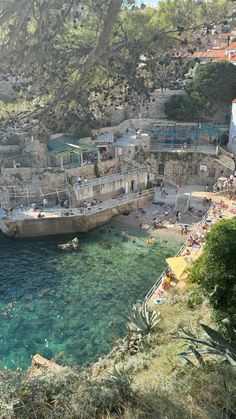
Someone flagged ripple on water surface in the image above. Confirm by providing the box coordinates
[0,225,182,369]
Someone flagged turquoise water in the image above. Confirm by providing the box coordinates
[0,224,181,369]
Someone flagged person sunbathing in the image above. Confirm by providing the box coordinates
[187,236,193,247]
[182,248,190,256]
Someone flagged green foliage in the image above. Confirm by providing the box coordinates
[13,173,23,183]
[127,303,161,334]
[186,287,204,309]
[0,135,20,145]
[187,62,236,106]
[164,90,212,121]
[0,0,233,132]
[165,62,236,121]
[94,162,100,178]
[164,94,196,121]
[189,218,236,325]
[175,320,236,367]
[108,364,133,390]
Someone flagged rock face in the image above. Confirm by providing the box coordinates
[148,152,234,186]
[28,354,64,378]
[0,81,18,102]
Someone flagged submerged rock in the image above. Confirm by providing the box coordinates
[97,291,113,299]
[99,241,112,249]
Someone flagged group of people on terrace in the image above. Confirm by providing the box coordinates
[152,196,230,303]
[213,171,236,195]
[77,175,88,185]
[77,198,102,212]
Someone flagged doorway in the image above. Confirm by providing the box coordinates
[131,180,136,192]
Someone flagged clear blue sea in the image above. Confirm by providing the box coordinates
[0,224,181,369]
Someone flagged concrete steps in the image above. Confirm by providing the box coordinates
[214,154,235,172]
[0,190,10,208]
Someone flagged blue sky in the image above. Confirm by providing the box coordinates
[136,0,159,7]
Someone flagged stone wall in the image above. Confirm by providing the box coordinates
[1,167,65,188]
[23,139,49,167]
[148,152,233,186]
[65,159,121,182]
[103,89,185,125]
[1,160,125,194]
[2,194,153,237]
[0,145,21,154]
[74,171,149,201]
[92,118,200,139]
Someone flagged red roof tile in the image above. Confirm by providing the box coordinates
[226,42,236,50]
[184,49,226,59]
[216,33,236,39]
[212,41,228,48]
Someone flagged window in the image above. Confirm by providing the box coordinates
[209,168,215,177]
[190,164,198,175]
[173,165,183,176]
[158,164,164,175]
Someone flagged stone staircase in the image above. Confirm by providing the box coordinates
[119,157,178,187]
[0,189,10,208]
[214,153,235,172]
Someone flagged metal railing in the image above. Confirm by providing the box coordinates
[143,205,213,306]
[119,156,178,186]
[150,144,217,155]
[37,189,154,218]
[73,167,149,190]
[118,156,144,169]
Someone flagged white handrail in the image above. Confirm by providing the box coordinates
[73,167,149,190]
[143,205,213,305]
[17,189,154,219]
[150,144,217,155]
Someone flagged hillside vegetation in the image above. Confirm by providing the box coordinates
[1,218,236,418]
[0,291,235,418]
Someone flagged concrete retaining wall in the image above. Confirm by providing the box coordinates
[148,152,233,186]
[2,194,152,237]
[0,145,21,154]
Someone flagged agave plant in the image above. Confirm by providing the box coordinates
[174,321,236,367]
[127,303,161,335]
[108,364,133,388]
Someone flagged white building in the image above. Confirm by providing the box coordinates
[228,99,236,154]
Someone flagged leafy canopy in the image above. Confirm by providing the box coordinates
[187,61,236,105]
[189,218,236,325]
[0,0,233,133]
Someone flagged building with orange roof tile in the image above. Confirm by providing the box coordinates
[183,31,236,65]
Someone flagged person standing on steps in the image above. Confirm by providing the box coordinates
[176,211,181,222]
[161,189,167,199]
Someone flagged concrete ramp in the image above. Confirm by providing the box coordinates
[174,193,191,214]
[214,154,235,172]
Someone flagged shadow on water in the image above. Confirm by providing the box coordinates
[0,225,182,369]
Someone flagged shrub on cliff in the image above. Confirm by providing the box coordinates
[189,218,236,327]
[94,162,100,178]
